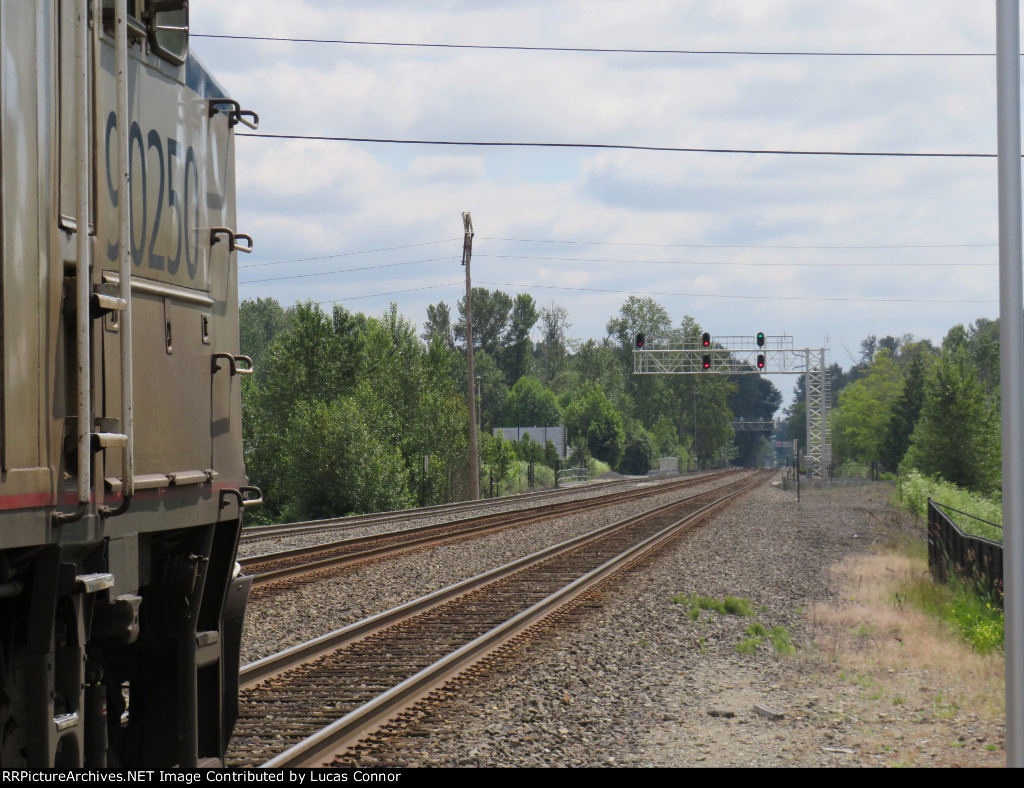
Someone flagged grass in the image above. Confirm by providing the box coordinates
[890,541,1004,654]
[807,540,1005,722]
[671,593,794,655]
[671,593,757,619]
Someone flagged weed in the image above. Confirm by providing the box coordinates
[735,637,762,655]
[985,744,998,752]
[891,564,1004,654]
[746,622,768,638]
[769,626,796,655]
[723,596,756,617]
[671,593,755,619]
[949,593,1004,654]
[636,638,650,649]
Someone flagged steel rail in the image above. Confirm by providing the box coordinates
[240,470,739,587]
[237,471,769,767]
[239,477,643,543]
[239,477,736,686]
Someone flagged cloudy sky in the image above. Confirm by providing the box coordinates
[190,1,1009,397]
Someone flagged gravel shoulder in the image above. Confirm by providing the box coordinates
[334,477,1006,768]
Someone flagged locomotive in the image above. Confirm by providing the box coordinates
[0,1,258,767]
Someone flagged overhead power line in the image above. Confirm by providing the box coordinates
[476,253,994,267]
[239,256,456,284]
[476,280,997,305]
[193,33,997,58]
[480,236,997,250]
[315,281,464,304]
[238,133,999,159]
[239,237,459,268]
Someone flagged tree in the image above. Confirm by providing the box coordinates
[467,349,509,432]
[879,354,928,472]
[859,334,877,365]
[454,287,513,356]
[498,294,539,383]
[484,430,517,494]
[422,301,455,351]
[607,295,675,350]
[619,419,656,475]
[563,381,626,468]
[565,338,629,415]
[729,374,782,467]
[536,301,572,385]
[831,349,904,464]
[280,400,411,520]
[514,432,545,463]
[243,298,474,519]
[239,297,292,376]
[903,346,1001,494]
[505,376,561,426]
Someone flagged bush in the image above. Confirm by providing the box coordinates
[897,471,1002,542]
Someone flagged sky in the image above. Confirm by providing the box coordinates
[190,1,1010,401]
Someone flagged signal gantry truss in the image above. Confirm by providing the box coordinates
[633,335,831,477]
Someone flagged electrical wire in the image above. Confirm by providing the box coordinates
[239,256,457,284]
[479,237,997,250]
[475,253,994,267]
[239,238,460,268]
[192,33,995,58]
[313,281,464,304]
[476,280,997,304]
[237,133,998,158]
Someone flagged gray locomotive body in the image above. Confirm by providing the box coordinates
[1,1,256,767]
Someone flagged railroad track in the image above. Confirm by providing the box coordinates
[240,477,643,544]
[239,470,740,598]
[227,469,770,767]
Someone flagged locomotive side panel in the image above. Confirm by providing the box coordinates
[1,0,62,511]
[1,1,254,768]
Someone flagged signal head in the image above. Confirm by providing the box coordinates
[702,355,711,369]
[702,332,711,347]
[635,332,645,349]
[756,332,765,347]
[757,354,765,370]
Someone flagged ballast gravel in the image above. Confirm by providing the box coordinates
[239,474,728,663]
[240,474,1006,768]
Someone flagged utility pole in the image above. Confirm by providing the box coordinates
[995,0,1022,766]
[462,212,480,500]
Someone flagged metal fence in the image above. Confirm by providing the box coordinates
[927,498,1004,607]
[557,464,589,486]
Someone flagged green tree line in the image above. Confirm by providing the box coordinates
[790,321,1002,496]
[240,292,784,521]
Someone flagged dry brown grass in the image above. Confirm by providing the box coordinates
[807,543,1005,722]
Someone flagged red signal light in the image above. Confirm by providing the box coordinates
[702,355,711,369]
[635,332,645,349]
[702,332,710,347]
[757,354,765,370]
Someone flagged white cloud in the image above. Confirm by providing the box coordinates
[190,0,1006,367]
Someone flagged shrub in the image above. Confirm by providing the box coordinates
[897,471,1002,542]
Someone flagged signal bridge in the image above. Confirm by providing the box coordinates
[633,334,831,477]
[732,419,775,432]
